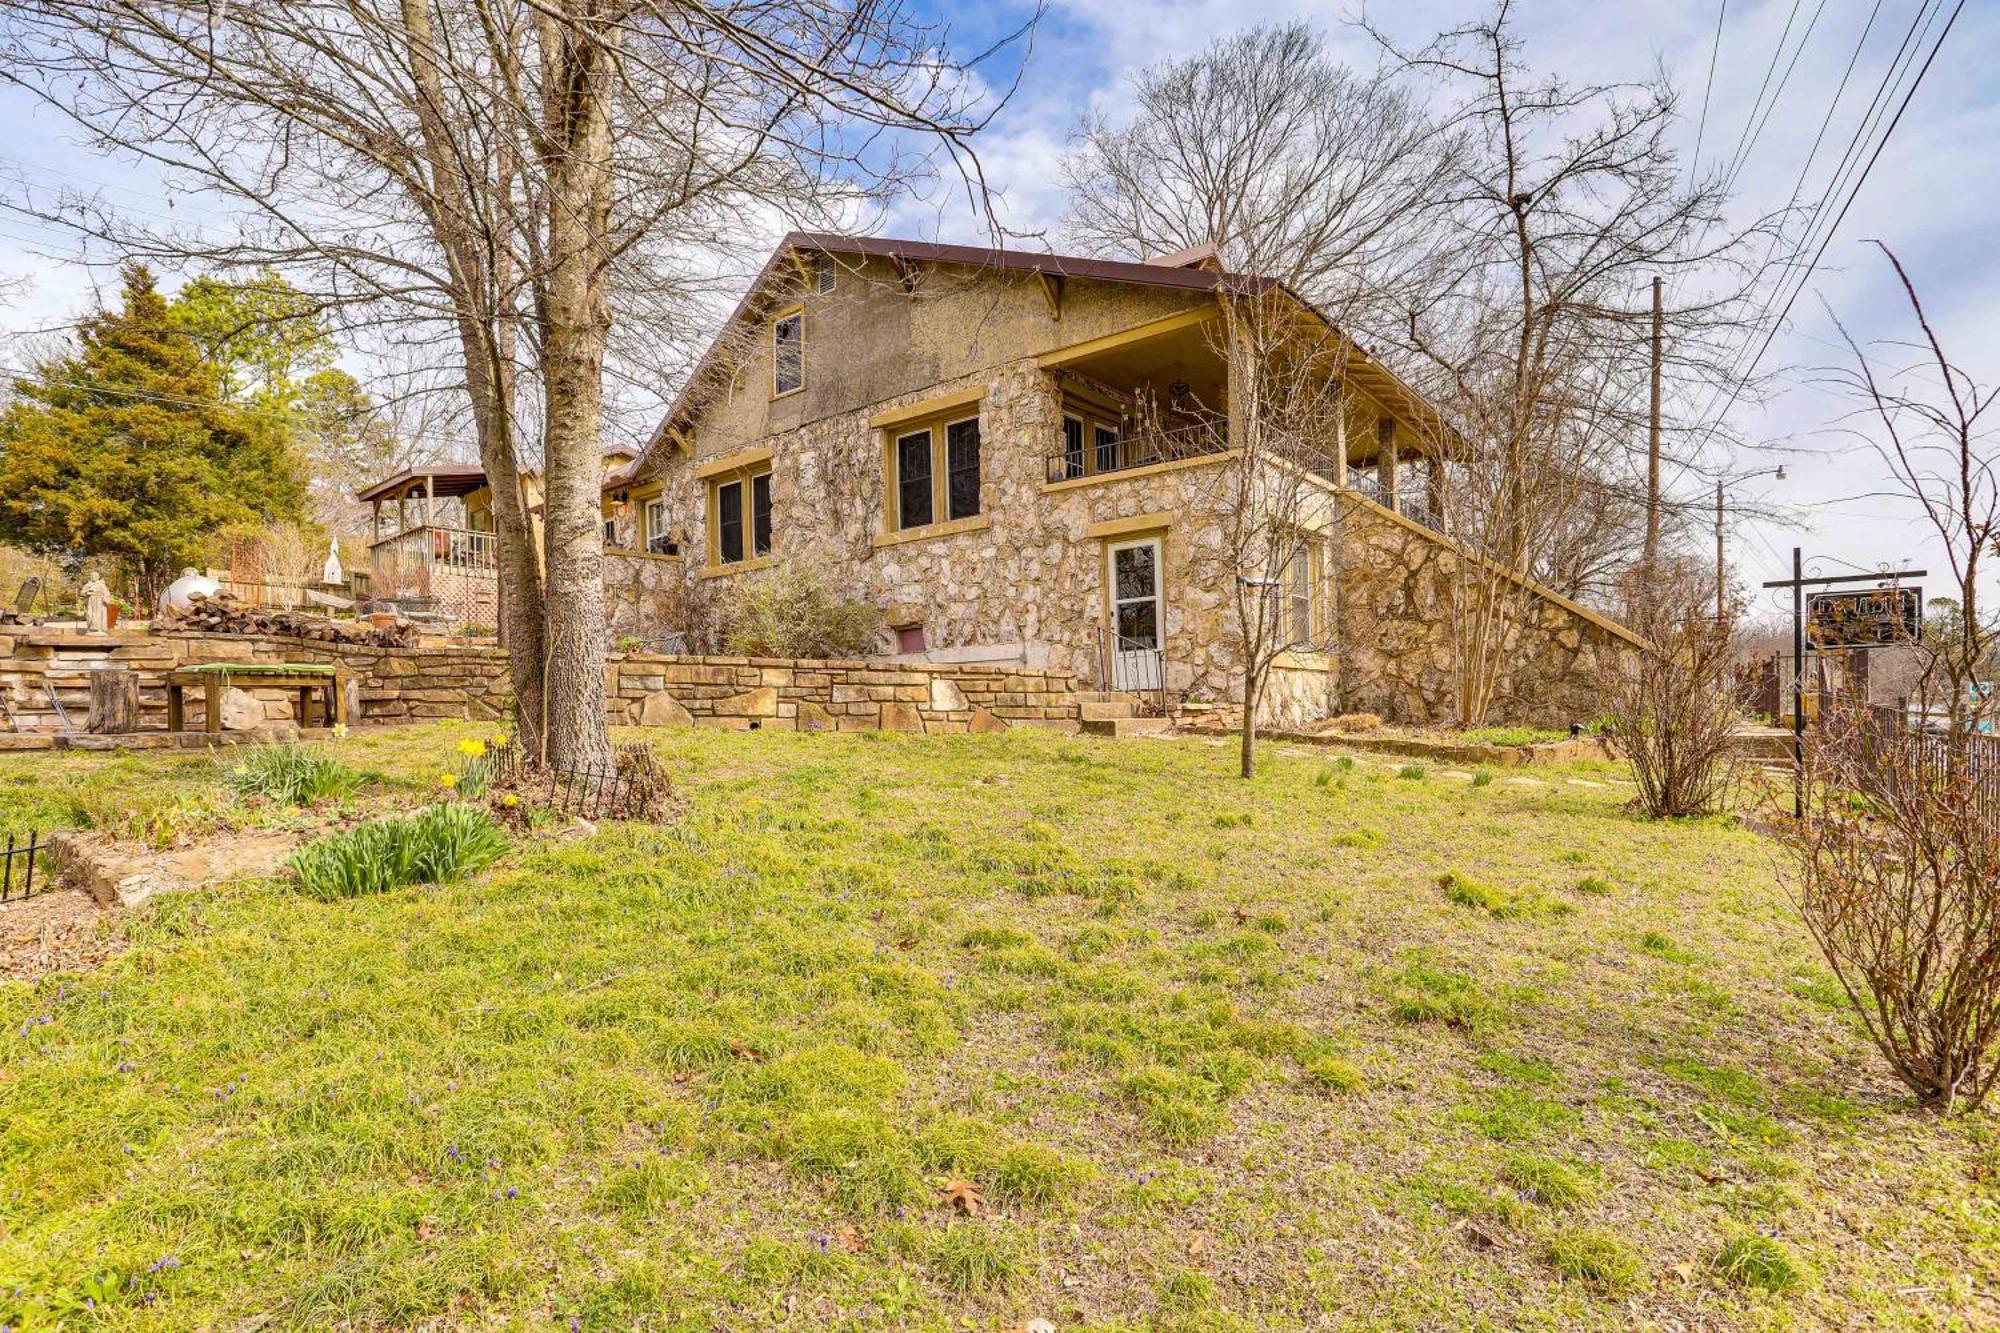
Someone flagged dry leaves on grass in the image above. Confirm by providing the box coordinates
[939,1180,984,1215]
[0,890,120,981]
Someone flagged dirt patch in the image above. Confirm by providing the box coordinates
[0,889,121,982]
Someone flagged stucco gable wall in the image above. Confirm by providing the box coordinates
[682,255,1217,463]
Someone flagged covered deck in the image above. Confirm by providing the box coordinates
[357,465,498,630]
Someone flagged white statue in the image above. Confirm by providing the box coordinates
[81,573,112,634]
[322,537,344,586]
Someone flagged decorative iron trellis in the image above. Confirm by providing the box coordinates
[491,744,666,821]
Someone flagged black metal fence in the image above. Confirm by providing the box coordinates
[1827,703,2000,829]
[491,744,667,821]
[1,830,49,902]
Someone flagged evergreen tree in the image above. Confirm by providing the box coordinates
[0,265,305,597]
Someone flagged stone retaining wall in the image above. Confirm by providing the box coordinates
[606,654,1079,733]
[0,630,1080,736]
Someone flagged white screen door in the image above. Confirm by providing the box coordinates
[1106,536,1164,692]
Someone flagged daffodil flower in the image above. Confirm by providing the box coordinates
[439,772,459,789]
[457,738,487,759]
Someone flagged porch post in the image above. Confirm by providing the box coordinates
[1376,417,1399,511]
[1332,384,1348,488]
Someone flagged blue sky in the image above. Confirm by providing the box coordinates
[1,0,1993,617]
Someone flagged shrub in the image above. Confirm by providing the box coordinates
[288,804,509,900]
[1600,563,1741,817]
[1714,1233,1804,1293]
[220,743,361,806]
[716,562,881,659]
[1778,695,2000,1111]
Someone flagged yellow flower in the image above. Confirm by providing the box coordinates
[492,733,510,747]
[457,739,487,759]
[499,792,520,808]
[332,723,349,740]
[232,764,249,776]
[439,772,459,789]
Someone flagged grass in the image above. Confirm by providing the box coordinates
[0,723,1992,1329]
[219,742,364,807]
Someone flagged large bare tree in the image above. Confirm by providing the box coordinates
[0,0,1012,766]
[1373,0,1773,722]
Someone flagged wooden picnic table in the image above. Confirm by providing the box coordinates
[166,663,349,734]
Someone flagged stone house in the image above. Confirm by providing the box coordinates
[599,233,1641,726]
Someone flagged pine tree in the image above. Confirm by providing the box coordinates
[0,265,305,599]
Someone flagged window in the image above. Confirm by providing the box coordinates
[772,310,803,396]
[895,429,934,530]
[1094,424,1120,475]
[812,252,837,294]
[946,418,981,521]
[889,413,983,532]
[751,471,772,557]
[704,459,773,568]
[602,517,617,546]
[1061,416,1086,480]
[643,498,675,555]
[1286,543,1318,646]
[717,480,744,563]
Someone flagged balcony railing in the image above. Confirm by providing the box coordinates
[1046,421,1228,485]
[1349,474,1446,536]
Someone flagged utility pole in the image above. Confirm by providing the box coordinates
[1715,480,1725,621]
[1645,275,1663,569]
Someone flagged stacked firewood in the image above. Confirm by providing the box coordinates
[163,593,416,647]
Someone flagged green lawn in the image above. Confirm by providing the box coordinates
[2,725,1995,1329]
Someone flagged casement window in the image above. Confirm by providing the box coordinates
[643,497,675,555]
[889,412,982,532]
[709,465,773,566]
[1285,541,1320,646]
[772,309,804,396]
[1054,399,1125,481]
[1094,424,1120,474]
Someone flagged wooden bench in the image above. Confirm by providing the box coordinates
[166,663,349,734]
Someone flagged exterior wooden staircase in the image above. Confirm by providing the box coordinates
[1075,690,1173,738]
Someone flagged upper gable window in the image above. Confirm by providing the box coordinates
[772,309,803,397]
[812,253,837,294]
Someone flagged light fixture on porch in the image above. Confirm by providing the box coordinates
[1167,377,1191,412]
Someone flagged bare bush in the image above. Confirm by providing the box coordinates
[1776,697,2000,1112]
[717,564,880,661]
[1601,563,1740,818]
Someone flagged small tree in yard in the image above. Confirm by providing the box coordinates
[1601,559,1740,818]
[1775,243,2000,1113]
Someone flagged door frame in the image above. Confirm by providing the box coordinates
[1103,534,1165,692]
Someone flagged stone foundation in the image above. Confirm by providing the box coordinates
[606,654,1078,733]
[0,630,1081,736]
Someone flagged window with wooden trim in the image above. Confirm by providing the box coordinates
[887,410,982,532]
[772,309,803,396]
[1284,540,1323,646]
[708,463,773,565]
[643,497,675,555]
[1061,415,1086,480]
[812,252,837,294]
[1055,397,1128,480]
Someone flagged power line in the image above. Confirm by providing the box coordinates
[1690,0,1730,180]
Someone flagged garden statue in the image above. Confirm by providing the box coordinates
[81,572,112,633]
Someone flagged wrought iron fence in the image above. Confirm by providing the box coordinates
[1349,474,1446,536]
[1094,624,1169,718]
[491,744,667,820]
[1815,701,2000,830]
[1,830,49,902]
[1045,422,1227,485]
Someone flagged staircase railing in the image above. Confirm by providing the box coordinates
[1095,624,1169,718]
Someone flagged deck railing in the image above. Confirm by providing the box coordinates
[1046,422,1228,485]
[1349,473,1446,536]
[367,526,499,630]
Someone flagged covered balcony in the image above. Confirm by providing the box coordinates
[357,465,500,631]
[1038,312,1232,486]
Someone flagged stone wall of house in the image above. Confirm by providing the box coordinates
[603,552,692,647]
[1333,498,1641,726]
[605,654,1078,732]
[637,358,1257,699]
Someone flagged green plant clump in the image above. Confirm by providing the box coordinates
[220,743,362,806]
[1715,1233,1805,1293]
[288,803,508,900]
